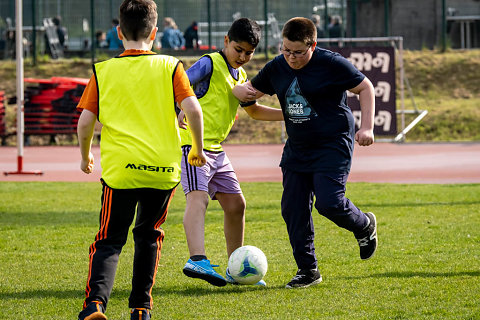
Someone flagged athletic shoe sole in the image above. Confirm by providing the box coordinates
[83,312,107,320]
[183,268,227,287]
[285,275,323,289]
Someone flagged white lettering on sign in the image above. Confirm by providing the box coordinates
[375,81,391,103]
[348,52,390,73]
[347,81,390,103]
[353,110,392,132]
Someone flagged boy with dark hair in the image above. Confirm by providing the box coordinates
[233,17,377,289]
[178,17,283,287]
[76,0,206,319]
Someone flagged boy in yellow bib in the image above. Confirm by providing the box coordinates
[178,18,283,287]
[76,1,205,319]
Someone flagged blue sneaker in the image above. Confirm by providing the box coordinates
[226,268,266,286]
[183,258,227,287]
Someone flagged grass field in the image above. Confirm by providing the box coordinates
[0,181,479,319]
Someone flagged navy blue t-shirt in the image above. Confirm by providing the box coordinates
[251,47,365,173]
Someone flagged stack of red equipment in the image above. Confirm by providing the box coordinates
[15,77,88,136]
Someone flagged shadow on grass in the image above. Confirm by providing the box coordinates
[341,271,480,279]
[358,201,480,208]
[153,284,283,297]
[0,289,80,300]
[0,285,282,301]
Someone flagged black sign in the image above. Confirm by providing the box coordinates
[329,46,397,135]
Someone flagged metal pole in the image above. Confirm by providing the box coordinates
[207,0,212,50]
[442,0,447,51]
[90,0,95,63]
[4,0,42,175]
[324,0,328,36]
[15,0,24,170]
[399,37,405,133]
[384,0,390,36]
[264,0,268,59]
[351,0,357,37]
[110,0,114,21]
[32,0,36,66]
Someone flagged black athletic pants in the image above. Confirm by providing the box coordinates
[83,180,176,310]
[281,168,368,270]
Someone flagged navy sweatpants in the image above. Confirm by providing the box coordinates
[281,168,368,270]
[83,180,175,310]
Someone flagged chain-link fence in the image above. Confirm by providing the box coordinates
[0,0,347,58]
[1,0,478,59]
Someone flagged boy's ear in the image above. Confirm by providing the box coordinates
[223,35,229,47]
[149,27,158,41]
[116,26,124,40]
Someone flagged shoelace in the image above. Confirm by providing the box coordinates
[357,237,369,246]
[291,273,305,281]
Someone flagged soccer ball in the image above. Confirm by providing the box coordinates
[227,245,268,285]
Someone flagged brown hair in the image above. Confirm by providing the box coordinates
[119,0,157,41]
[282,17,317,46]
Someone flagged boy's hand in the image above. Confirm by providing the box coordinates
[233,82,258,102]
[355,128,374,146]
[80,152,95,173]
[177,110,188,129]
[188,146,207,167]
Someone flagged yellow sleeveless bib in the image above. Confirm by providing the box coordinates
[94,54,181,189]
[180,52,248,151]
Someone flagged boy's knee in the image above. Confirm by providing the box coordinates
[314,197,343,216]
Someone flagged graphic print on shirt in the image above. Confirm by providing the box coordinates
[285,77,317,124]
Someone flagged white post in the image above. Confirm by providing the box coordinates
[15,0,24,171]
[398,37,405,134]
[6,0,41,175]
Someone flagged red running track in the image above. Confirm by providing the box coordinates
[1,143,479,184]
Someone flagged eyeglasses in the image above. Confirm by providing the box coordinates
[280,44,311,58]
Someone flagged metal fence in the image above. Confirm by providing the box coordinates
[0,0,347,57]
[1,0,477,58]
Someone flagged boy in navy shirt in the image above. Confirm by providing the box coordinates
[234,17,377,288]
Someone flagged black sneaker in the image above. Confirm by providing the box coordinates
[285,269,322,288]
[131,308,151,320]
[78,301,107,320]
[355,212,378,260]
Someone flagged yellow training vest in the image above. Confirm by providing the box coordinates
[94,54,181,189]
[180,52,248,152]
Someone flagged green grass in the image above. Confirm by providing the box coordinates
[0,182,479,319]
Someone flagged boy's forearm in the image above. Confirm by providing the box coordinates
[77,110,96,159]
[244,103,284,121]
[350,78,375,131]
[358,86,375,130]
[181,96,204,150]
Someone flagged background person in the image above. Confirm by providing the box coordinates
[184,21,199,49]
[328,15,343,46]
[106,18,123,50]
[161,17,185,49]
[311,14,324,39]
